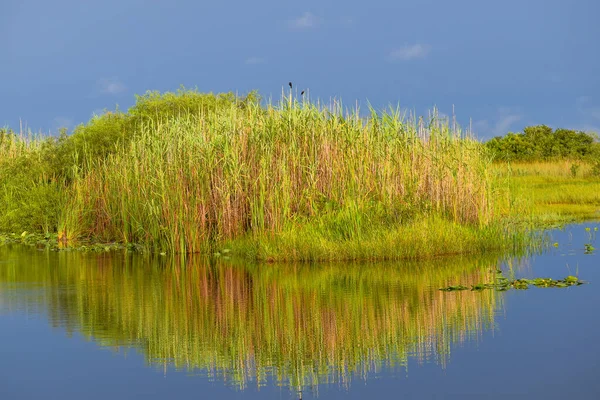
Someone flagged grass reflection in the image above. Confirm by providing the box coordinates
[0,248,504,391]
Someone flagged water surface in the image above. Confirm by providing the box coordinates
[1,224,598,399]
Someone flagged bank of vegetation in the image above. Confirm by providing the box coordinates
[486,125,600,164]
[486,126,600,223]
[0,89,539,259]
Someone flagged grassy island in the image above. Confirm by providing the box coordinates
[2,89,597,260]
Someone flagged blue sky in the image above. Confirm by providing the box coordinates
[1,0,599,139]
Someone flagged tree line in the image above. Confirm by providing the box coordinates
[485,125,600,162]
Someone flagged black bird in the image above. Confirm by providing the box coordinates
[300,90,305,96]
[289,82,293,89]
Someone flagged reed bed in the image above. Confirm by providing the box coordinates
[0,247,502,391]
[59,96,518,259]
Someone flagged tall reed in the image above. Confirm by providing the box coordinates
[61,96,508,258]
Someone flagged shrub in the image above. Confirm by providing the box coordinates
[485,125,600,162]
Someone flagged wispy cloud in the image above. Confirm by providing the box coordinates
[576,96,600,121]
[51,116,74,134]
[98,78,126,95]
[473,111,522,138]
[494,114,522,134]
[388,44,430,61]
[288,12,320,29]
[244,56,266,65]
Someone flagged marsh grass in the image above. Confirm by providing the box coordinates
[492,161,600,223]
[1,91,532,259]
[58,95,521,259]
[0,129,67,233]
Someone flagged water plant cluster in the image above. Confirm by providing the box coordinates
[0,231,141,252]
[440,269,586,292]
[1,88,530,260]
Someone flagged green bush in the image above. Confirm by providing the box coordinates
[485,125,599,162]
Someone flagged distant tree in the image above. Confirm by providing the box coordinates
[485,125,600,162]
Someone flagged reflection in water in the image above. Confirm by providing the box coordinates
[0,247,505,392]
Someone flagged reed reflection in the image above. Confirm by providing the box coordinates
[0,248,504,391]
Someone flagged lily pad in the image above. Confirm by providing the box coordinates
[439,285,469,292]
[440,271,587,292]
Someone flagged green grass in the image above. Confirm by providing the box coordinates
[224,214,529,261]
[0,130,66,233]
[492,161,600,224]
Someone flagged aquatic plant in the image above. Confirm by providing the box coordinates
[440,269,586,292]
[584,243,595,254]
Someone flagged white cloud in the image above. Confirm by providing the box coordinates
[473,111,522,138]
[98,78,126,95]
[288,12,320,29]
[388,44,430,61]
[576,96,600,121]
[494,114,522,134]
[51,116,74,134]
[244,56,266,65]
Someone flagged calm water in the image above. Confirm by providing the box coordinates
[1,223,598,400]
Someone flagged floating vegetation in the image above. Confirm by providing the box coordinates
[0,232,139,252]
[0,232,58,249]
[584,243,595,254]
[440,270,587,292]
